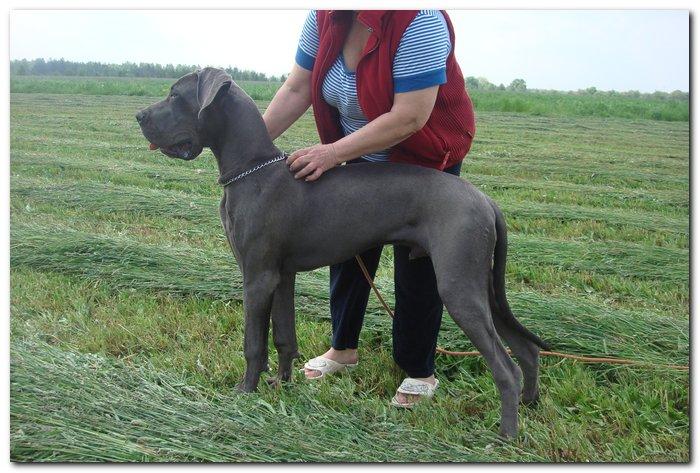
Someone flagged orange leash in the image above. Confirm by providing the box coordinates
[354,255,688,371]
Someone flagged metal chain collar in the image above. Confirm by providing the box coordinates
[218,152,287,187]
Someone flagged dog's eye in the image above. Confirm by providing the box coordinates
[170,92,178,99]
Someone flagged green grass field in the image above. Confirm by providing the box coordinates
[11,75,689,121]
[9,78,689,462]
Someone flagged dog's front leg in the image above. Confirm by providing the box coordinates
[237,270,279,393]
[269,272,299,385]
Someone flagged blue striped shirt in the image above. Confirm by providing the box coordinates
[296,10,451,162]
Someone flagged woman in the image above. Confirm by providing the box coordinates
[262,10,475,407]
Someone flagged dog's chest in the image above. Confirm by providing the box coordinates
[219,195,243,263]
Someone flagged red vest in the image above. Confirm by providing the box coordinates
[311,10,476,170]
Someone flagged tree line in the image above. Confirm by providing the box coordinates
[464,75,688,100]
[10,58,687,100]
[10,58,288,83]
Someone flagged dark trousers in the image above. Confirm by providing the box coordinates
[329,160,462,378]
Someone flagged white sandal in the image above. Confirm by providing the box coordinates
[390,378,440,408]
[301,356,358,379]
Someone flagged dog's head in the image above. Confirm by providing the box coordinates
[135,67,232,160]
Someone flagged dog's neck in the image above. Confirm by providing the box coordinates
[210,90,281,183]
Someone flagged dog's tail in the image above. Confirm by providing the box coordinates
[488,199,551,351]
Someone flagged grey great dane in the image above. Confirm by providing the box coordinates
[136,67,549,438]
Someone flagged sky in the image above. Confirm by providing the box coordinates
[9,9,689,92]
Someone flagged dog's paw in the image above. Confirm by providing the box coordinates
[265,377,288,389]
[497,426,519,441]
[235,381,258,393]
[521,390,540,407]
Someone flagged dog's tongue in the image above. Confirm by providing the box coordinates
[149,143,158,150]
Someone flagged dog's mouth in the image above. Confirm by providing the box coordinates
[149,139,196,160]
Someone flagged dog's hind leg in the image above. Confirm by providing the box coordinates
[435,258,522,438]
[489,292,541,406]
[487,199,544,406]
[269,272,299,385]
[237,270,280,393]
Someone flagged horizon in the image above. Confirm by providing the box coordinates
[10,10,690,93]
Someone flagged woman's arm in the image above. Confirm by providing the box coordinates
[287,85,440,181]
[262,63,312,141]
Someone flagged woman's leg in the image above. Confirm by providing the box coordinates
[304,244,383,378]
[392,244,443,379]
[329,245,384,350]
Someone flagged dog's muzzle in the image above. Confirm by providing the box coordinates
[150,139,197,160]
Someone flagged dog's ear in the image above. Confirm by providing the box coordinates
[196,67,232,120]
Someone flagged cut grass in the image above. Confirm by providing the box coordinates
[10,269,689,462]
[10,174,690,315]
[12,149,690,216]
[11,146,689,249]
[10,222,688,366]
[10,172,691,241]
[9,82,689,462]
[11,339,516,462]
[10,198,689,316]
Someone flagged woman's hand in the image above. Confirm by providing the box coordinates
[286,143,341,182]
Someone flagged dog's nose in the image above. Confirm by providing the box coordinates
[135,110,148,124]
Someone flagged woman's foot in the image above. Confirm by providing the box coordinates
[391,375,438,407]
[303,348,358,379]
